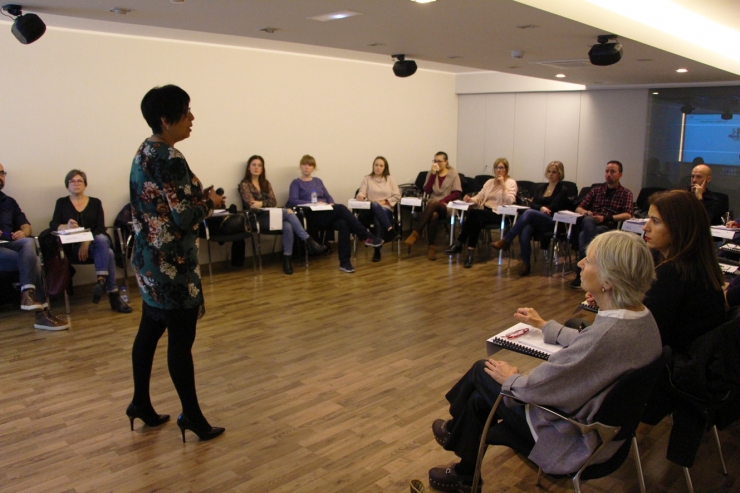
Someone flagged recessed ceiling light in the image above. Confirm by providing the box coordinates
[308,10,362,22]
[109,8,131,14]
[676,68,688,73]
[652,92,660,94]
[411,0,437,3]
[555,74,566,78]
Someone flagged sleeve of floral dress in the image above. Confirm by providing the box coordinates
[163,155,212,230]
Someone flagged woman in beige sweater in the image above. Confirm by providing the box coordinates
[445,157,517,267]
[355,156,401,262]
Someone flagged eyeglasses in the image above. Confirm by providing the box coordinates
[432,159,446,164]
[68,179,85,184]
[504,327,530,339]
[494,166,507,170]
[0,171,6,177]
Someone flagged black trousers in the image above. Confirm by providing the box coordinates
[445,360,535,471]
[305,204,371,264]
[458,208,502,248]
[131,302,206,423]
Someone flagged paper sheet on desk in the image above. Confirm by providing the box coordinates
[448,200,470,210]
[711,226,740,240]
[56,231,94,244]
[298,203,334,212]
[348,199,371,210]
[263,208,283,230]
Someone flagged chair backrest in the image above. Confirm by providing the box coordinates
[593,346,672,440]
[474,174,493,192]
[574,186,593,208]
[459,173,476,197]
[516,180,535,195]
[561,181,578,202]
[635,187,666,212]
[414,171,427,193]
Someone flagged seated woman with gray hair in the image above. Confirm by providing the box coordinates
[427,231,661,492]
[50,169,132,313]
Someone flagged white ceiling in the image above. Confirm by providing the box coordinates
[10,0,740,87]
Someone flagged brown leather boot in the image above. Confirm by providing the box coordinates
[519,263,531,276]
[427,246,437,261]
[492,238,510,251]
[404,230,420,246]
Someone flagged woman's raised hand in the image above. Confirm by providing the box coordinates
[513,307,545,329]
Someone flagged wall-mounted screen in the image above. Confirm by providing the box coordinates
[682,114,740,165]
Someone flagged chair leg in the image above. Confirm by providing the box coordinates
[712,425,728,475]
[207,240,214,284]
[536,467,543,487]
[631,436,647,493]
[682,467,695,493]
[572,476,582,493]
[250,235,259,275]
[64,289,70,315]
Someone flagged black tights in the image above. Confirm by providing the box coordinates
[131,303,206,424]
[415,201,449,244]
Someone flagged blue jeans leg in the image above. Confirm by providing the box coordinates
[0,237,41,291]
[90,234,117,292]
[284,209,308,241]
[370,202,392,232]
[505,210,555,264]
[282,218,295,255]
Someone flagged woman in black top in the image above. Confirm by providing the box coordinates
[639,191,726,464]
[50,169,131,313]
[492,161,571,276]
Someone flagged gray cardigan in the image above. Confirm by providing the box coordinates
[502,311,662,475]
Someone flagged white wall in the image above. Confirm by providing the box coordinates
[0,24,458,281]
[456,90,649,194]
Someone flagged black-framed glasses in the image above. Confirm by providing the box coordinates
[0,171,6,177]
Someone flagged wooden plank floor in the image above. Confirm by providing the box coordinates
[0,243,737,492]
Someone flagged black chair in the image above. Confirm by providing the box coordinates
[459,173,477,197]
[664,318,740,492]
[199,212,257,282]
[472,347,672,493]
[413,171,427,195]
[634,187,667,216]
[515,180,536,205]
[561,181,579,207]
[573,186,592,209]
[474,175,493,193]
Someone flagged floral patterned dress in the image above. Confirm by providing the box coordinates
[129,140,213,311]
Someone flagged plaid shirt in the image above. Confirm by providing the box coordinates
[580,183,634,218]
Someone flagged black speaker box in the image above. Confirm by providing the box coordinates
[11,13,46,44]
[393,59,418,78]
[588,42,622,66]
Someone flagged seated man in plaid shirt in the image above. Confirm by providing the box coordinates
[571,160,633,288]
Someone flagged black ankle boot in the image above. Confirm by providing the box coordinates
[282,254,294,275]
[372,247,381,262]
[109,292,133,313]
[305,237,327,255]
[445,241,464,255]
[464,250,474,268]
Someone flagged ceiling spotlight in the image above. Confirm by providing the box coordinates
[109,8,131,14]
[588,34,622,66]
[410,0,437,3]
[680,104,695,114]
[555,74,566,78]
[676,68,688,73]
[721,111,733,120]
[1,4,45,44]
[392,54,417,78]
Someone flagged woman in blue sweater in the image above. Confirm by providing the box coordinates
[286,155,382,273]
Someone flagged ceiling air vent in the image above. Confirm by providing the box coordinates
[530,59,591,69]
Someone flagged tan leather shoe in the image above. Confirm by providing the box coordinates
[404,230,419,246]
[427,246,437,261]
[491,239,510,250]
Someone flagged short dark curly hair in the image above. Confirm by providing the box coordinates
[140,85,190,134]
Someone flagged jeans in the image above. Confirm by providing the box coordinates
[457,208,501,248]
[504,209,555,264]
[258,209,309,255]
[131,303,206,423]
[306,204,372,264]
[0,236,43,294]
[370,202,393,233]
[444,360,535,470]
[575,216,610,276]
[68,234,118,292]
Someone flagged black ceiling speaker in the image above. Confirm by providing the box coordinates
[721,111,734,120]
[392,54,417,78]
[2,4,46,44]
[588,35,622,66]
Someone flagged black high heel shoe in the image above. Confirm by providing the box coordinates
[126,403,170,430]
[177,414,225,443]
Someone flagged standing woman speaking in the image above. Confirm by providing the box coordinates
[127,85,225,442]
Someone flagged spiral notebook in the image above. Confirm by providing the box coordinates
[486,323,562,361]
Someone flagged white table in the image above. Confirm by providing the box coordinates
[621,218,648,236]
[494,205,530,266]
[447,200,471,248]
[548,211,582,276]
